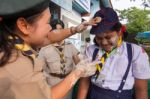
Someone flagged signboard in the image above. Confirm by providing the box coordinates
[51,0,72,11]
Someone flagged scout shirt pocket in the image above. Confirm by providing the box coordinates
[113,55,129,78]
[46,55,62,73]
[33,58,45,72]
[65,55,74,73]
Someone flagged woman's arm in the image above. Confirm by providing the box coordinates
[48,19,98,44]
[48,28,74,44]
[51,70,82,99]
[50,58,97,99]
[77,77,90,99]
[134,78,148,99]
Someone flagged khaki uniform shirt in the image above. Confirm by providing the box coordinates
[38,43,79,86]
[0,50,50,99]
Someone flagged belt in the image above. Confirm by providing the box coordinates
[49,72,70,79]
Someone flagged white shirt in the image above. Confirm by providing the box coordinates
[85,42,150,90]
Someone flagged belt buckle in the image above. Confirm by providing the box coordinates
[60,74,64,79]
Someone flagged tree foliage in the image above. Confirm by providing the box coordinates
[128,0,150,9]
[116,7,150,34]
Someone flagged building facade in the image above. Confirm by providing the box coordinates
[49,0,91,51]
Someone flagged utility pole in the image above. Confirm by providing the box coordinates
[99,0,113,8]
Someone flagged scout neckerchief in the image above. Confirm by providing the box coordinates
[53,42,66,74]
[94,36,122,80]
[9,36,36,64]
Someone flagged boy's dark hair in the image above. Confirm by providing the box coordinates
[110,22,122,32]
[93,37,99,46]
[111,22,128,39]
[50,19,65,30]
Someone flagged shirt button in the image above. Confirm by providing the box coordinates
[123,80,126,82]
[118,90,122,93]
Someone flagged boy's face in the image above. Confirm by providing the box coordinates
[95,30,120,52]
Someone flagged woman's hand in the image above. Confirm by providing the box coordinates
[71,17,101,33]
[74,58,98,77]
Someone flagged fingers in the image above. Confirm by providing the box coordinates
[82,21,97,26]
[82,66,96,77]
[89,17,102,24]
[82,17,101,26]
[89,60,101,66]
[76,18,100,32]
[79,57,92,64]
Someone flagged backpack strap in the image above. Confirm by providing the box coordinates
[117,43,133,93]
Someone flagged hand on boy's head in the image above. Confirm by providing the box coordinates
[75,18,101,33]
[89,17,102,25]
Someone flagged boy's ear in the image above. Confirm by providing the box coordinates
[16,17,30,35]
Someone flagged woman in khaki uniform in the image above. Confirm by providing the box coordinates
[39,19,80,99]
[0,0,99,99]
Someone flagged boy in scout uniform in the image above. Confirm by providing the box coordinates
[0,0,99,99]
[77,7,150,99]
[39,19,80,99]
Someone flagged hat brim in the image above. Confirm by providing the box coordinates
[0,0,49,19]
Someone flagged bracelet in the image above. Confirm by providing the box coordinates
[70,26,76,34]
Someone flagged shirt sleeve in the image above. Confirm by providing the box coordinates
[84,45,95,60]
[132,45,150,79]
[38,48,46,60]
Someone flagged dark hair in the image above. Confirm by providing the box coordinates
[123,31,128,39]
[0,5,48,67]
[110,22,122,32]
[110,22,128,39]
[93,37,99,46]
[85,37,91,43]
[50,19,64,30]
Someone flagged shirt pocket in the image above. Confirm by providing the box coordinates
[46,57,62,73]
[113,56,129,78]
[65,55,74,73]
[34,58,45,72]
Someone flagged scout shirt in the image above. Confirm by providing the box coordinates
[0,50,50,99]
[85,42,150,90]
[38,42,79,86]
